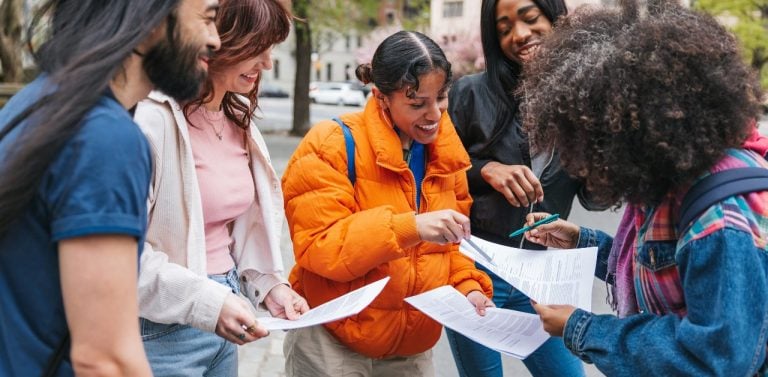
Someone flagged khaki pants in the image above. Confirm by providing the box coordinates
[284,325,435,377]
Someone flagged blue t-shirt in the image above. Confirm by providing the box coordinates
[0,76,152,376]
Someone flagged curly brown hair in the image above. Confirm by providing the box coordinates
[520,0,764,207]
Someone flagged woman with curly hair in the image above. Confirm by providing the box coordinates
[445,0,602,375]
[519,0,768,375]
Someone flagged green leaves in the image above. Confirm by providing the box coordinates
[696,0,768,88]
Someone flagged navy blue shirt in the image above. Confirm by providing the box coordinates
[0,76,152,376]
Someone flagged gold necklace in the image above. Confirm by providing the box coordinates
[199,106,225,141]
[211,123,224,140]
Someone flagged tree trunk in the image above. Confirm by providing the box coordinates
[0,0,24,83]
[291,0,312,136]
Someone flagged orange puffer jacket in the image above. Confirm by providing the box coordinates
[282,97,493,358]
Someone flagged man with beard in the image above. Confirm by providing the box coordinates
[0,0,220,376]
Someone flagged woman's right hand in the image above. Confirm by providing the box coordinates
[415,209,471,245]
[216,293,269,345]
[523,212,580,249]
[480,161,544,207]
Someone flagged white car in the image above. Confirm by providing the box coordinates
[310,82,366,106]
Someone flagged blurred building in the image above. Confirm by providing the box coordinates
[266,1,416,95]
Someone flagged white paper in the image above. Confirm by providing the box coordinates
[460,236,597,311]
[258,277,390,331]
[405,285,550,359]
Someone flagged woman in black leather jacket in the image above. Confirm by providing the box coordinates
[445,1,605,376]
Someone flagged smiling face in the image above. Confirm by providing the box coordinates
[495,0,553,65]
[213,46,274,94]
[376,69,448,146]
[142,0,221,101]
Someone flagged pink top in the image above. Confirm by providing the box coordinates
[187,107,255,274]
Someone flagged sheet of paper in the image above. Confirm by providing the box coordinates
[405,285,550,359]
[460,236,597,311]
[258,277,390,331]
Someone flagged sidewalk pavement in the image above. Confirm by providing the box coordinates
[238,330,287,377]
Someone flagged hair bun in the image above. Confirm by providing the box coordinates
[355,63,373,84]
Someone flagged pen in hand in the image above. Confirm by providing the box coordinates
[463,237,497,267]
[508,214,560,238]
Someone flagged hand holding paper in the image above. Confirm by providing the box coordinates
[405,285,549,359]
[531,301,576,337]
[257,277,390,331]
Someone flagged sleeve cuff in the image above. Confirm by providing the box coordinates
[577,227,597,248]
[392,211,421,249]
[453,279,484,297]
[241,270,289,311]
[189,282,231,333]
[563,308,593,362]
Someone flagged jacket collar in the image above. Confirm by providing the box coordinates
[356,97,470,176]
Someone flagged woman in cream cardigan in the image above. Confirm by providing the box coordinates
[132,0,307,375]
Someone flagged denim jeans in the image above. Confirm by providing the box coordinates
[445,264,585,377]
[141,269,240,377]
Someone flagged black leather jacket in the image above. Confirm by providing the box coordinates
[449,72,605,248]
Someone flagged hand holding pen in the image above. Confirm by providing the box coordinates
[520,212,580,249]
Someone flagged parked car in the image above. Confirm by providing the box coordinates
[309,82,366,106]
[345,80,371,98]
[259,82,290,98]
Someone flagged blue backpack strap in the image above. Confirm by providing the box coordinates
[332,117,355,185]
[677,167,768,234]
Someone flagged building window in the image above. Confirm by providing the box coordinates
[345,35,350,51]
[357,35,363,48]
[386,10,395,24]
[315,68,321,81]
[273,59,280,80]
[443,1,463,18]
[326,63,333,81]
[345,64,351,81]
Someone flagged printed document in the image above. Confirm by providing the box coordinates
[405,285,549,359]
[460,236,597,310]
[258,277,390,331]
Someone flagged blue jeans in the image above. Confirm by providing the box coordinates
[446,264,585,377]
[141,269,240,377]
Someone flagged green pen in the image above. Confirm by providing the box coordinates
[508,213,560,238]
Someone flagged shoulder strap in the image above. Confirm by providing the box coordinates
[677,167,768,234]
[332,117,355,185]
[42,331,69,377]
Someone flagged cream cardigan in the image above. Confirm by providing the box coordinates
[134,91,287,333]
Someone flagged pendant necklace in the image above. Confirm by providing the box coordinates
[199,106,225,140]
[211,123,224,140]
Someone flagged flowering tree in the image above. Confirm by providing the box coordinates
[439,32,484,79]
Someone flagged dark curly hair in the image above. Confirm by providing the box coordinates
[520,0,764,207]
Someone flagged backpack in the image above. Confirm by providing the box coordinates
[676,166,768,234]
[333,117,356,185]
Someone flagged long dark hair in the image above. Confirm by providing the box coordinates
[355,31,452,97]
[185,0,292,130]
[479,0,567,148]
[0,0,180,235]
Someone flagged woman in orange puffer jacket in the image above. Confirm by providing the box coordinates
[281,31,493,377]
